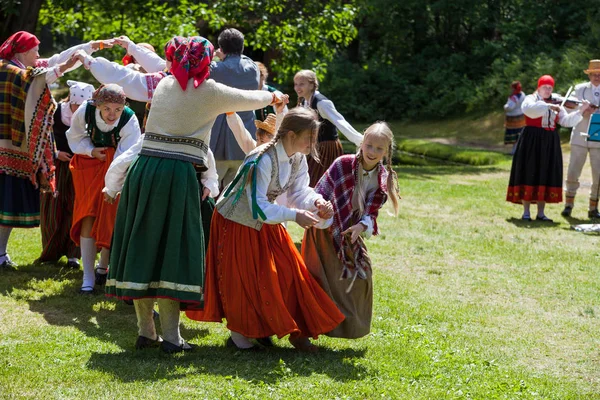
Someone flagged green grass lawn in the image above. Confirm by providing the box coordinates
[2,117,600,399]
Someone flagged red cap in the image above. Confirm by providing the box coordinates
[537,75,555,89]
[0,31,40,60]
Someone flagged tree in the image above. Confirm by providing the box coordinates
[1,0,45,41]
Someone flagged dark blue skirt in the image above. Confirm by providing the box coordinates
[0,173,41,227]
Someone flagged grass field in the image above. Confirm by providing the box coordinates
[1,116,599,399]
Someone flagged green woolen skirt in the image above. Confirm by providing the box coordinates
[106,155,205,308]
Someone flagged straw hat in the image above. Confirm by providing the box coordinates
[254,113,277,135]
[584,60,600,74]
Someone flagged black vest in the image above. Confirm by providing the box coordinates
[53,104,74,155]
[310,93,338,142]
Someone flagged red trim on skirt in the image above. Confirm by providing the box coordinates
[506,185,562,204]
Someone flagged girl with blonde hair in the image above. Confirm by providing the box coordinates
[302,121,400,339]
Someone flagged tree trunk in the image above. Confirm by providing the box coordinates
[1,0,45,43]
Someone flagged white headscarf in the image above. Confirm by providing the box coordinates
[61,80,95,126]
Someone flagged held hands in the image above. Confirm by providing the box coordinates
[214,48,225,61]
[57,151,72,162]
[342,223,366,244]
[274,92,289,114]
[112,36,132,50]
[91,39,115,51]
[91,147,107,161]
[295,210,319,229]
[314,198,333,219]
[271,91,288,105]
[59,54,80,73]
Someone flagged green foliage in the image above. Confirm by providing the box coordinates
[397,139,508,166]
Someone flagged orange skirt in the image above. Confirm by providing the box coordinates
[69,148,119,249]
[186,211,345,339]
[307,139,344,187]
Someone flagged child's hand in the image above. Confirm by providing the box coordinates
[342,223,366,244]
[315,198,333,219]
[295,210,319,229]
[91,147,107,161]
[103,192,116,204]
[201,187,211,201]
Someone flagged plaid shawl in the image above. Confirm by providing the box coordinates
[315,154,388,281]
[0,60,56,191]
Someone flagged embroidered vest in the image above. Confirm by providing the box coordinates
[216,145,302,230]
[84,101,134,148]
[310,92,338,142]
[52,104,73,154]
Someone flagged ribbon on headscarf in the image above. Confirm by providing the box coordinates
[164,36,214,91]
[0,31,40,60]
[222,158,267,221]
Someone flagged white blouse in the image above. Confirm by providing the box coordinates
[226,112,285,154]
[66,103,141,159]
[33,42,95,85]
[521,93,583,129]
[245,141,324,224]
[102,134,220,199]
[305,91,363,146]
[351,167,380,238]
[127,42,166,73]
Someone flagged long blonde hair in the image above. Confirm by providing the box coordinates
[356,122,400,216]
[294,69,319,107]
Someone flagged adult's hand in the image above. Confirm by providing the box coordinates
[112,36,132,50]
[201,187,211,201]
[57,151,72,162]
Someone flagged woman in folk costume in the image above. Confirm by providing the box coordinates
[302,122,400,339]
[0,31,106,269]
[293,69,363,187]
[38,81,95,268]
[67,84,141,293]
[506,75,590,221]
[503,80,526,154]
[186,108,345,353]
[105,36,282,353]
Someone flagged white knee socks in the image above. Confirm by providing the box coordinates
[230,331,254,349]
[80,237,96,290]
[157,298,183,345]
[97,247,109,274]
[134,298,157,339]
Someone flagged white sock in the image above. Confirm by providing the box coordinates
[80,237,97,290]
[157,298,183,345]
[98,247,109,273]
[0,226,12,257]
[67,257,79,263]
[134,299,157,339]
[230,331,254,349]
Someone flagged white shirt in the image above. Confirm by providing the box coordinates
[352,167,380,238]
[225,112,285,154]
[245,141,324,224]
[521,93,583,129]
[306,91,363,146]
[66,103,141,159]
[102,134,220,199]
[23,42,96,85]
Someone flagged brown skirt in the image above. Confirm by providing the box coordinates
[307,139,344,187]
[302,227,373,339]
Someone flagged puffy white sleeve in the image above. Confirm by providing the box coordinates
[103,135,143,198]
[285,156,324,211]
[359,215,374,238]
[82,55,153,102]
[245,154,297,224]
[558,108,583,128]
[128,43,166,73]
[521,95,551,118]
[41,42,94,69]
[66,104,94,157]
[316,99,363,146]
[226,113,256,154]
[201,149,220,198]
[114,114,142,159]
[504,96,517,112]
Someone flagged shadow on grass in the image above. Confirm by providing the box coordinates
[86,344,367,384]
[505,217,560,228]
[0,262,209,349]
[398,164,506,181]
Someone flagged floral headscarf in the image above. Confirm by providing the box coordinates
[164,36,214,91]
[91,84,127,105]
[0,31,40,60]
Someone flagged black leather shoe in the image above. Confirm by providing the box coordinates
[256,336,275,347]
[95,268,108,285]
[79,286,96,295]
[67,260,80,269]
[536,215,553,222]
[589,209,600,219]
[521,216,532,221]
[160,339,197,354]
[561,207,573,217]
[135,335,163,350]
[0,254,17,270]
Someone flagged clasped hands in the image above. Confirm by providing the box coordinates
[294,198,333,229]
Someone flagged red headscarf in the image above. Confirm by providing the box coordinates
[164,36,214,91]
[0,31,40,60]
[122,54,134,65]
[537,75,555,89]
[511,81,522,96]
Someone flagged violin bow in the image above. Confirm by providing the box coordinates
[560,86,574,108]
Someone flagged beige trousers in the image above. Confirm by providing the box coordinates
[565,144,600,200]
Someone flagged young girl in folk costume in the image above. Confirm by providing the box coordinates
[38,81,95,269]
[294,69,363,187]
[186,108,345,352]
[302,122,400,339]
[507,75,590,221]
[503,81,526,153]
[67,84,141,293]
[105,36,281,353]
[0,31,109,269]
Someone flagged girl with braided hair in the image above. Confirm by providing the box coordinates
[186,107,345,352]
[302,121,400,339]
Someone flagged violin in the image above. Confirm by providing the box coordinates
[545,93,599,110]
